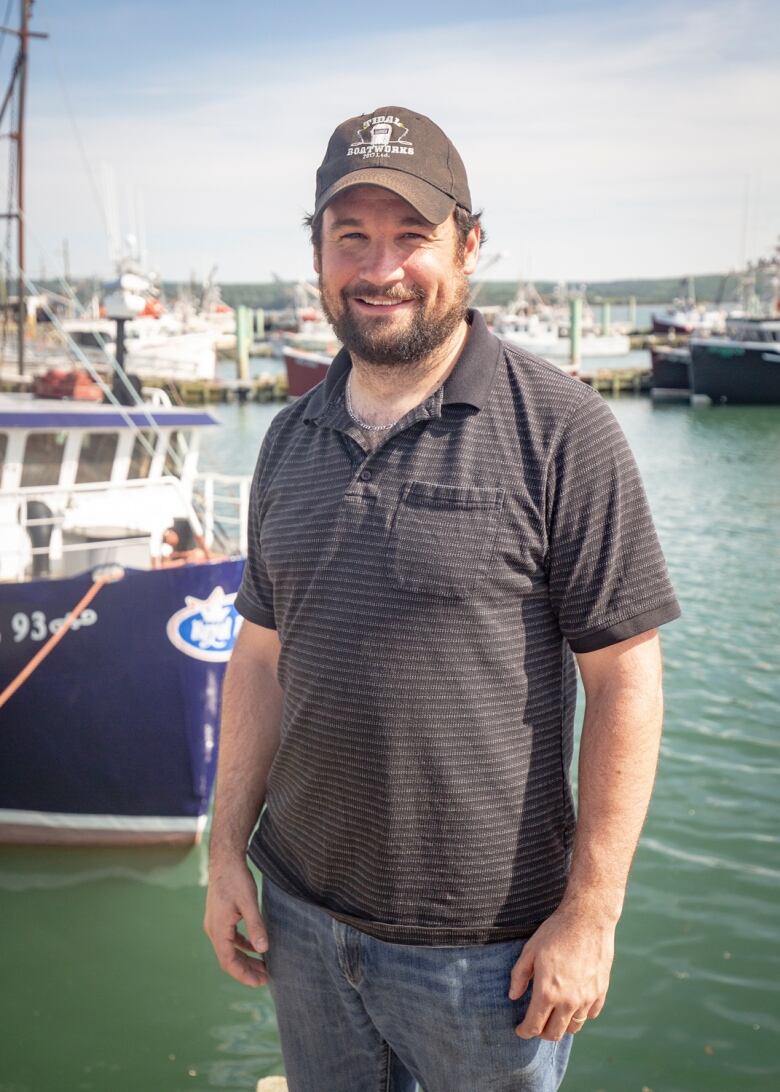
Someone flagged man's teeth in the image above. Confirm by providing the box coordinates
[360,298,411,306]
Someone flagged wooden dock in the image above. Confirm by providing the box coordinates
[1,365,652,404]
[0,371,290,405]
[580,368,651,396]
[164,376,288,405]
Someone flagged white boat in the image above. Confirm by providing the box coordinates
[490,279,630,364]
[650,276,726,336]
[61,316,219,381]
[493,312,630,360]
[651,304,726,337]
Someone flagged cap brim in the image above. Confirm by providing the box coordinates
[314,168,456,226]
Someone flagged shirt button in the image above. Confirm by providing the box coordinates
[359,469,373,482]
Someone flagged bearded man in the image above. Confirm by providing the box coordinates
[204,106,680,1092]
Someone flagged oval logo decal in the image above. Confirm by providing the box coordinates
[166,586,243,662]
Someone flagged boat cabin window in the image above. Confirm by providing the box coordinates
[128,430,156,479]
[20,432,67,488]
[75,431,119,484]
[163,430,191,477]
[71,330,108,349]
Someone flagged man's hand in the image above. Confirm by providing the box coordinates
[204,858,269,988]
[508,899,616,1041]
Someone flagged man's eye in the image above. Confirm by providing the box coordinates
[340,232,365,240]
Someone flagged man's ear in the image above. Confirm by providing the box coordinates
[313,247,321,275]
[462,226,480,276]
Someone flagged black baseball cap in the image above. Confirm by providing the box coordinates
[314,106,471,226]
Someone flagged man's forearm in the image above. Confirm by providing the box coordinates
[511,632,665,1039]
[564,632,664,922]
[209,626,283,862]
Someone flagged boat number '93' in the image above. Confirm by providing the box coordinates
[2,609,98,644]
[166,586,242,663]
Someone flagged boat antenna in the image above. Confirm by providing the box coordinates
[0,1,47,375]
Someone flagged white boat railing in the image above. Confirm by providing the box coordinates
[191,472,251,555]
[1,472,251,582]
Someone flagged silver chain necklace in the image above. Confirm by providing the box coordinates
[344,372,401,432]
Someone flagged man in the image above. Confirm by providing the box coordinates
[204,106,680,1092]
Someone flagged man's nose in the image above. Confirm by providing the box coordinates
[358,240,405,286]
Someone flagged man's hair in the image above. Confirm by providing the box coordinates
[303,205,487,252]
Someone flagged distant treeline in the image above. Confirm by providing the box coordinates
[32,272,743,312]
[209,273,742,310]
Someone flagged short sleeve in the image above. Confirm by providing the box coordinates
[234,430,278,629]
[546,390,680,652]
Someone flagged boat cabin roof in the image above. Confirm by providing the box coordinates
[0,393,219,430]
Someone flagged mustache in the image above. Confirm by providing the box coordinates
[344,283,426,303]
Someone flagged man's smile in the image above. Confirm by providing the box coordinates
[349,296,417,315]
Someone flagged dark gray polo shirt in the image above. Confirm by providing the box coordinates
[235,310,679,945]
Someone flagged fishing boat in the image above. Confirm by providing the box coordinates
[283,346,332,399]
[650,277,726,336]
[491,280,630,365]
[493,311,630,362]
[689,317,780,405]
[688,243,780,406]
[61,315,219,382]
[267,282,338,397]
[0,379,250,845]
[651,304,725,337]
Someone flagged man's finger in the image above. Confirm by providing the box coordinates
[565,1011,588,1035]
[231,928,257,954]
[541,1006,578,1042]
[213,930,268,988]
[508,949,533,1001]
[223,949,269,988]
[515,985,552,1039]
[238,898,269,953]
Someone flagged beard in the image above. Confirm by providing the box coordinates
[319,269,470,368]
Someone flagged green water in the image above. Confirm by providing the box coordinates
[2,396,779,1092]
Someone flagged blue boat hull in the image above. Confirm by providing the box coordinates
[0,559,245,843]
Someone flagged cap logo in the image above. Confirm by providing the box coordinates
[348,115,414,159]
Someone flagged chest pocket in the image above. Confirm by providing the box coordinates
[386,481,505,598]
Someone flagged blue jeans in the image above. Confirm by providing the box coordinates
[261,876,572,1092]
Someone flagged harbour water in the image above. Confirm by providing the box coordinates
[1,390,778,1092]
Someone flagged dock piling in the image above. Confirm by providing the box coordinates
[569,298,582,369]
[236,305,251,381]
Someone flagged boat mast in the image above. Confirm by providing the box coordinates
[0,1,47,375]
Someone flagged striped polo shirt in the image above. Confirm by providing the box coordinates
[235,309,680,945]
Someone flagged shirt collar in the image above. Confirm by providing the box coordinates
[304,308,502,423]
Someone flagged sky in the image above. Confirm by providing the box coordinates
[6,0,780,285]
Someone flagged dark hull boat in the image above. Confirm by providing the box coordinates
[651,313,695,336]
[0,384,252,846]
[689,320,780,405]
[284,347,331,399]
[0,560,245,844]
[650,346,690,401]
